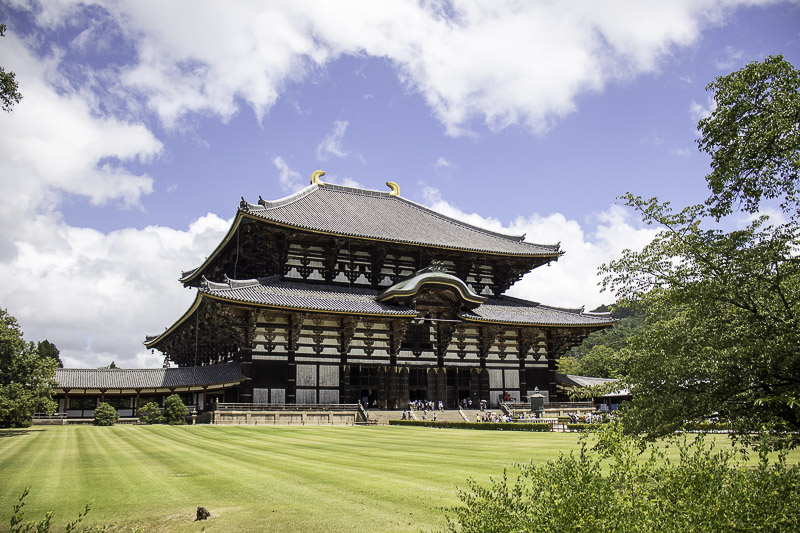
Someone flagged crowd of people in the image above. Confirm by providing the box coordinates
[568,412,608,424]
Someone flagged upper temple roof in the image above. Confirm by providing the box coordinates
[239,182,561,257]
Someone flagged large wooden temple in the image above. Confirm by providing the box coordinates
[143,171,614,410]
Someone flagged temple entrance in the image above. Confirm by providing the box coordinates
[408,368,428,403]
[447,368,473,408]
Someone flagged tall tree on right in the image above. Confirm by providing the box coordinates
[603,56,800,448]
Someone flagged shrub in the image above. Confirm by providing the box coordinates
[163,394,188,425]
[389,420,551,432]
[443,422,800,532]
[137,401,162,424]
[567,423,594,431]
[92,403,118,426]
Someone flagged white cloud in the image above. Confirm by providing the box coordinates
[422,187,660,310]
[690,95,717,123]
[671,146,693,157]
[0,34,161,257]
[315,120,350,160]
[22,0,779,135]
[1,214,231,369]
[433,156,455,170]
[272,155,305,193]
[640,131,665,145]
[714,45,745,69]
[0,30,233,369]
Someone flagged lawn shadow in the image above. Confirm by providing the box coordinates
[0,429,43,438]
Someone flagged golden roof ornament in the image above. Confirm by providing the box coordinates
[386,181,400,196]
[310,170,325,185]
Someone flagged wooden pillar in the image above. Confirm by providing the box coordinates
[436,368,447,406]
[63,389,70,414]
[135,389,141,415]
[100,389,106,403]
[202,387,208,411]
[378,366,388,408]
[519,358,527,402]
[399,366,409,408]
[387,366,399,409]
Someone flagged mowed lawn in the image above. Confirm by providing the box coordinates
[0,424,582,532]
[3,426,798,532]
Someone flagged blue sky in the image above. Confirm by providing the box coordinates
[1,0,799,368]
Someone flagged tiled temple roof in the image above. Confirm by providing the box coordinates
[201,276,418,316]
[55,362,245,390]
[239,183,561,256]
[459,296,616,327]
[556,373,631,397]
[200,277,613,327]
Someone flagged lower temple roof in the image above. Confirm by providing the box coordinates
[55,362,246,390]
[198,277,613,327]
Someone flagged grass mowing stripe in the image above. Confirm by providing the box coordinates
[6,425,789,533]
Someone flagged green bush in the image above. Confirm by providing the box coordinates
[92,403,118,426]
[567,423,595,431]
[443,422,800,532]
[162,394,188,425]
[137,401,162,424]
[389,420,551,432]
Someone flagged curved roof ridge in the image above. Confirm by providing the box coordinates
[242,183,319,211]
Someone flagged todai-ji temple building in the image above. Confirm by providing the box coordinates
[53,171,614,418]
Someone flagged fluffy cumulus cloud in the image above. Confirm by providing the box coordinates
[422,187,660,310]
[0,29,231,368]
[1,215,231,368]
[20,0,781,135]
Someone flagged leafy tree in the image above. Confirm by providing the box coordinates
[602,56,800,447]
[137,401,163,424]
[0,24,23,112]
[558,304,645,377]
[444,423,800,532]
[0,308,57,428]
[163,394,188,425]
[92,402,118,426]
[698,55,800,217]
[37,340,63,368]
[602,199,799,444]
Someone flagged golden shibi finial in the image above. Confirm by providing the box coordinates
[310,170,326,185]
[386,181,400,196]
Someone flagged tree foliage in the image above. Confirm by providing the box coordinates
[444,423,800,533]
[163,394,188,425]
[0,24,23,112]
[698,55,800,216]
[602,199,800,444]
[559,304,645,378]
[0,308,57,428]
[92,402,118,426]
[37,340,63,368]
[602,56,800,447]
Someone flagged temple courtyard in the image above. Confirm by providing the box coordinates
[2,425,798,532]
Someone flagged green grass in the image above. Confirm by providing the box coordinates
[1,425,798,532]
